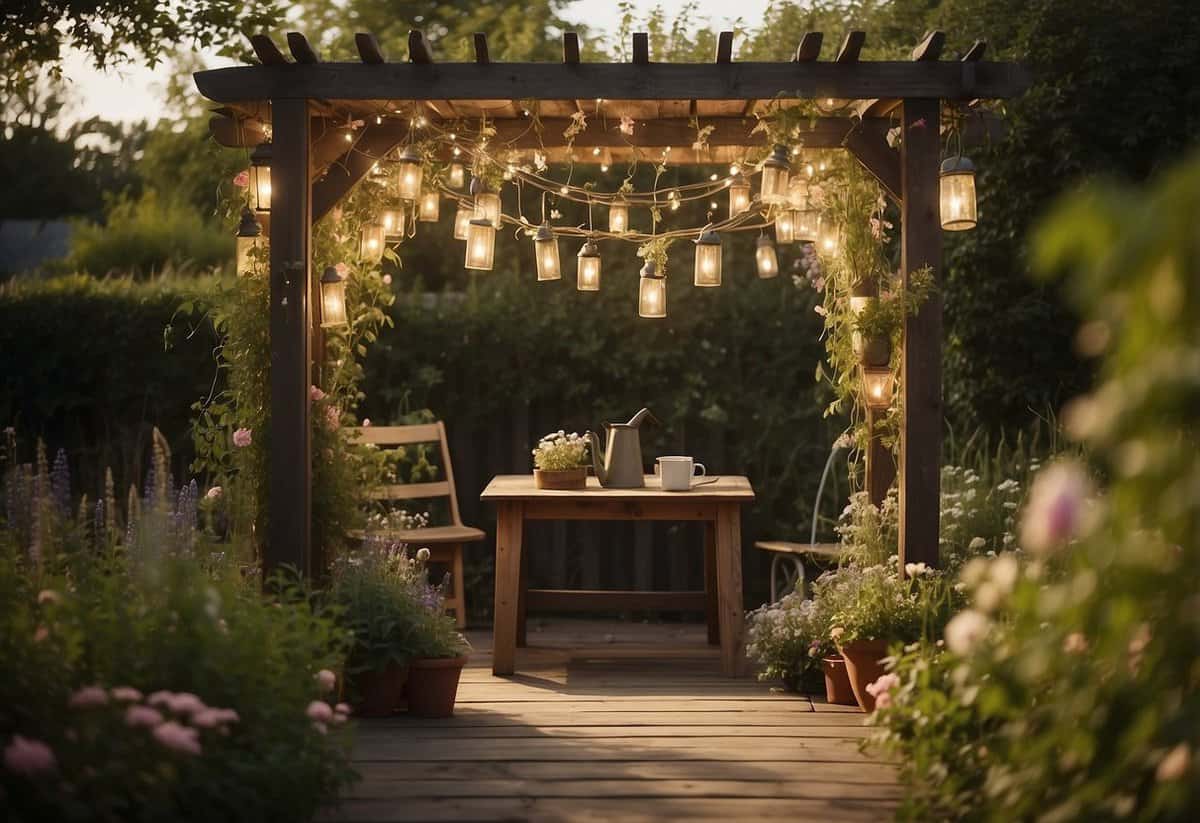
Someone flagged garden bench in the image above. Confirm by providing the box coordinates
[349,422,483,628]
[754,541,844,601]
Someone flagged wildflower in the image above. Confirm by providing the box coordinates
[1063,632,1088,654]
[619,116,635,135]
[232,428,253,448]
[944,609,991,655]
[68,686,109,709]
[416,547,431,562]
[310,385,326,401]
[315,669,337,694]
[362,418,371,427]
[1020,460,1093,554]
[153,721,202,756]
[1156,743,1191,782]
[111,687,143,702]
[382,274,392,285]
[325,406,341,431]
[814,305,828,317]
[334,262,349,278]
[233,170,249,188]
[3,735,57,776]
[335,702,351,715]
[990,554,1020,592]
[191,707,240,729]
[125,705,165,728]
[37,590,60,605]
[306,701,334,722]
[904,562,929,577]
[968,537,986,551]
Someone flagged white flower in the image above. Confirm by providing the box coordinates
[989,553,1020,592]
[1020,460,1093,554]
[968,537,986,551]
[944,609,991,655]
[416,547,431,562]
[904,562,929,577]
[1156,743,1191,782]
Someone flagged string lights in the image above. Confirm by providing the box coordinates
[638,261,666,318]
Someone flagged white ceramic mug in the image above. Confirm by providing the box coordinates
[658,456,706,491]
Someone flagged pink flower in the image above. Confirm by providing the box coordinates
[306,701,334,722]
[152,721,202,756]
[191,707,240,728]
[1020,460,1093,554]
[232,427,253,448]
[382,274,392,285]
[865,673,900,698]
[331,711,348,725]
[233,170,250,188]
[335,703,351,716]
[362,418,371,428]
[619,116,635,135]
[3,735,57,776]
[166,693,207,716]
[68,686,109,709]
[110,687,143,702]
[874,691,893,710]
[334,262,349,278]
[205,486,222,501]
[125,705,165,728]
[310,385,326,402]
[37,590,60,605]
[1063,632,1088,655]
[324,405,341,431]
[315,669,337,694]
[1157,743,1191,782]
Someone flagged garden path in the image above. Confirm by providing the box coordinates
[323,619,897,822]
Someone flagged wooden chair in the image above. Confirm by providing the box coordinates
[754,541,844,601]
[349,422,483,628]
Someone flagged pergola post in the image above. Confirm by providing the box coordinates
[898,98,943,570]
[266,98,313,578]
[865,409,895,506]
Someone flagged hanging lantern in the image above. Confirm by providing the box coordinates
[693,227,722,287]
[775,209,796,245]
[638,261,666,318]
[728,173,751,217]
[939,156,977,231]
[760,144,791,205]
[395,147,423,202]
[788,176,809,209]
[380,206,406,239]
[319,266,348,328]
[817,216,840,256]
[473,185,502,229]
[755,235,779,279]
[609,196,629,234]
[534,223,561,282]
[418,190,440,222]
[248,142,272,213]
[235,207,264,276]
[794,208,819,241]
[464,218,496,271]
[360,223,385,263]
[448,162,465,188]
[453,202,472,240]
[862,365,895,410]
[577,239,601,290]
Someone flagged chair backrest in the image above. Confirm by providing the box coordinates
[351,421,465,527]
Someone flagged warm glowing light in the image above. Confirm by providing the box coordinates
[609,197,629,234]
[693,228,722,287]
[728,173,751,218]
[380,207,405,238]
[638,262,666,318]
[755,235,778,279]
[577,240,601,291]
[760,144,791,205]
[474,191,501,229]
[453,203,472,240]
[319,266,348,328]
[817,217,841,256]
[788,176,809,209]
[464,218,496,271]
[249,142,272,213]
[418,191,440,222]
[360,224,385,262]
[862,366,895,410]
[234,207,264,276]
[534,223,561,282]
[794,209,819,241]
[395,147,423,201]
[940,156,978,230]
[449,163,465,188]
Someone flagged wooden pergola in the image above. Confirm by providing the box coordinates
[194,28,1029,579]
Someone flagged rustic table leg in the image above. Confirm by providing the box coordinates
[703,521,720,646]
[714,503,745,677]
[516,539,529,648]
[492,501,524,676]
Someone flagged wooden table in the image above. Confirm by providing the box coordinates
[480,474,755,677]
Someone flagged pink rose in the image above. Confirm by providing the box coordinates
[68,686,109,709]
[205,486,222,500]
[152,721,202,756]
[1020,460,1092,554]
[3,735,57,776]
[334,703,351,716]
[324,405,341,431]
[362,418,371,427]
[310,385,326,402]
[191,707,239,728]
[315,669,337,694]
[306,700,334,722]
[125,705,165,728]
[232,427,252,448]
[865,673,900,698]
[233,170,250,188]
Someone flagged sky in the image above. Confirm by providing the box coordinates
[56,0,774,126]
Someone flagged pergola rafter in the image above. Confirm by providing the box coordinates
[194,27,1029,585]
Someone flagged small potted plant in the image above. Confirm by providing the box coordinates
[404,577,471,718]
[532,430,589,490]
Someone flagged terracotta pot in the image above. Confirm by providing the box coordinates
[839,640,890,712]
[821,656,858,705]
[534,467,587,490]
[352,662,408,717]
[405,656,468,718]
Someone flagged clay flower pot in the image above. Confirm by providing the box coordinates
[534,467,587,490]
[353,662,408,717]
[405,656,468,718]
[838,639,890,712]
[821,656,858,705]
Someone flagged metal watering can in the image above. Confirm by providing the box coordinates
[586,408,659,488]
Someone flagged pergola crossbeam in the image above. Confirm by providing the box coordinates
[409,30,434,64]
[355,33,386,64]
[473,33,490,64]
[836,31,866,62]
[794,32,823,62]
[286,32,320,64]
[563,32,580,64]
[249,33,287,66]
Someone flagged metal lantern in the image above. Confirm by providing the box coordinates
[693,227,722,287]
[577,239,601,291]
[474,190,502,229]
[939,156,977,231]
[728,173,751,217]
[862,365,895,410]
[380,206,406,239]
[534,223,561,282]
[638,261,666,318]
[248,142,272,213]
[609,197,630,234]
[760,144,791,205]
[464,218,496,271]
[359,223,385,263]
[418,190,440,222]
[395,147,423,202]
[319,266,348,328]
[788,175,809,209]
[794,208,819,241]
[775,209,796,245]
[453,202,472,240]
[448,162,465,188]
[816,216,840,257]
[235,207,264,276]
[755,234,779,279]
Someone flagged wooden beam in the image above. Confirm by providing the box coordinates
[961,39,987,61]
[843,122,901,201]
[311,124,357,172]
[563,32,580,64]
[835,31,866,62]
[911,30,946,62]
[286,32,320,64]
[249,34,287,66]
[715,31,733,64]
[311,126,406,222]
[266,98,313,579]
[195,61,1032,103]
[794,32,823,62]
[355,32,386,64]
[898,98,943,573]
[208,114,267,148]
[865,408,896,506]
[473,33,490,64]
[632,33,649,64]
[409,30,434,64]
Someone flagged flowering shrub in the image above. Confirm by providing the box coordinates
[746,590,835,688]
[532,430,589,471]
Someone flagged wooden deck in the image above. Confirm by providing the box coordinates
[324,620,897,822]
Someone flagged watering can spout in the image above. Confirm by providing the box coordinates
[626,407,659,428]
